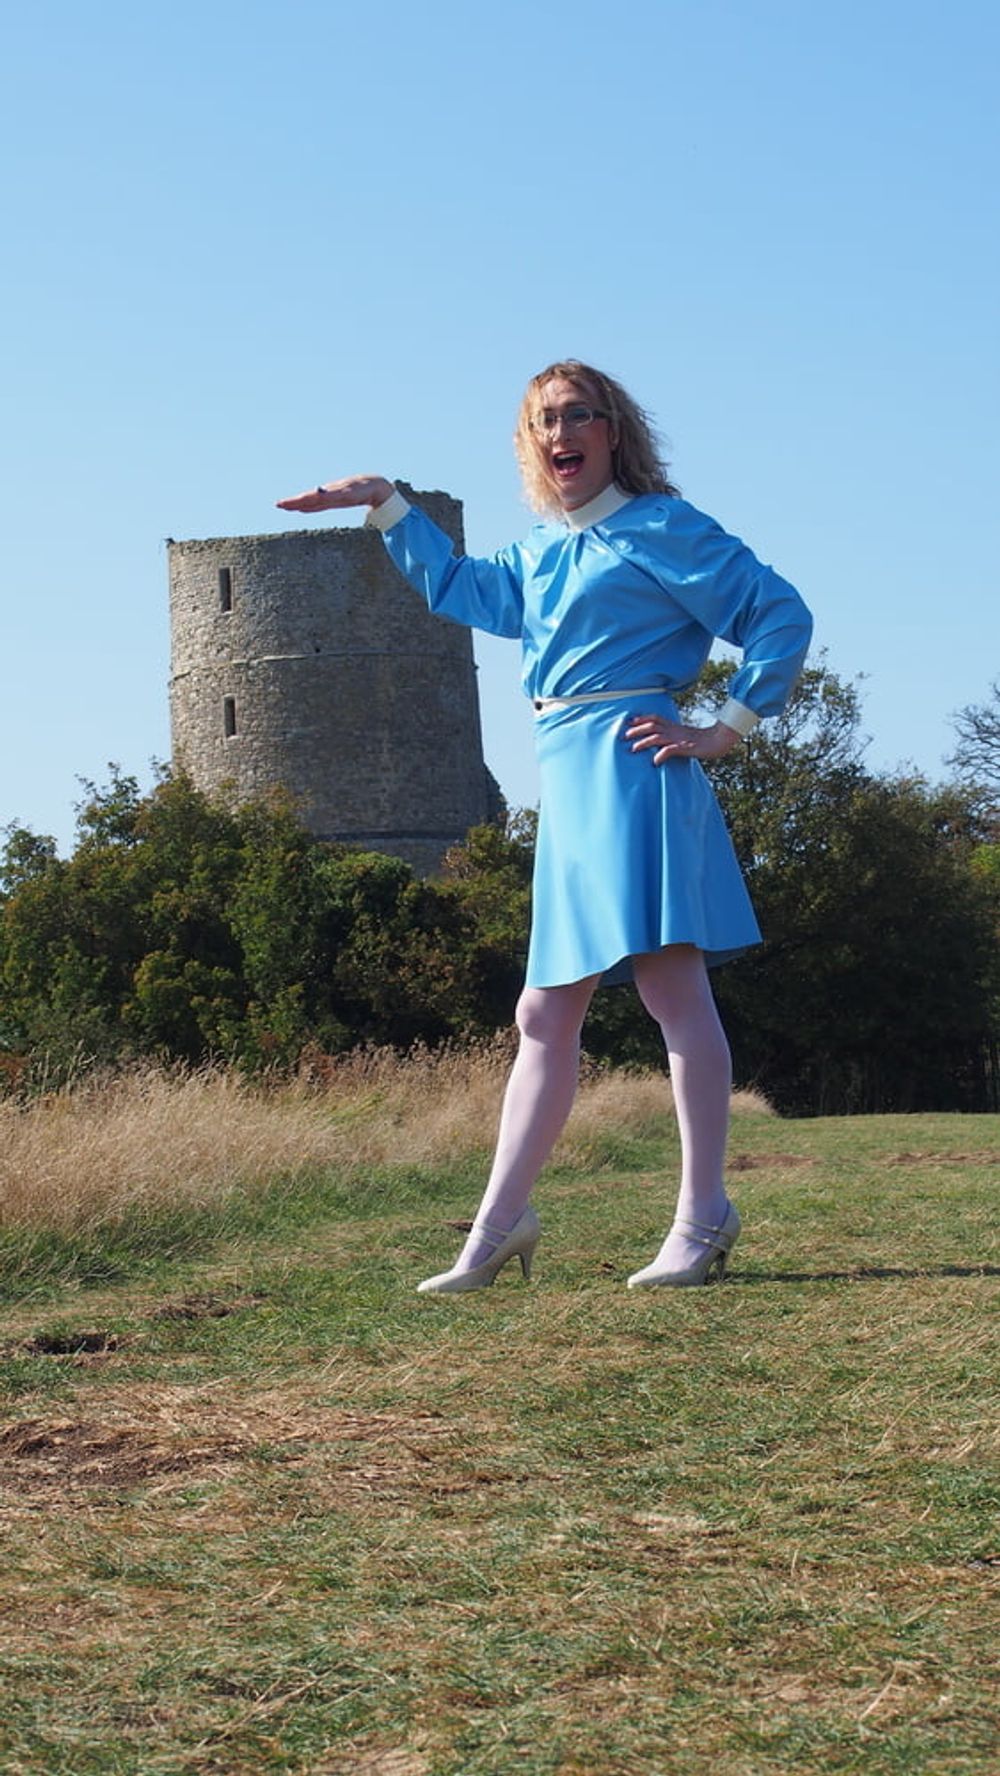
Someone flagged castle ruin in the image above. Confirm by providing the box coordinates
[168,488,502,874]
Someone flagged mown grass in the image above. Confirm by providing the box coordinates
[0,1070,997,1774]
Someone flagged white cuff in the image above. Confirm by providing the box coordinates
[718,698,760,738]
[364,488,411,531]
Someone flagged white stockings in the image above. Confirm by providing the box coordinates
[632,946,733,1272]
[454,977,598,1273]
[451,946,732,1279]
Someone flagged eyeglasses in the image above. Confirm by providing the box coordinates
[531,403,609,436]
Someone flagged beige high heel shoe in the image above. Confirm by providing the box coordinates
[627,1201,741,1289]
[416,1205,541,1295]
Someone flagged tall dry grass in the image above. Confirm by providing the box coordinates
[0,1041,772,1233]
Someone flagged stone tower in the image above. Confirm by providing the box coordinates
[168,488,502,874]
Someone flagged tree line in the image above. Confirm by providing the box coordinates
[2,663,997,1114]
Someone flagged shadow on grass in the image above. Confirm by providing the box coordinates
[731,1263,1000,1284]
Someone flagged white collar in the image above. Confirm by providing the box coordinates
[562,483,632,531]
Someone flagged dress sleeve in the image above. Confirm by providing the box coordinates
[366,490,525,639]
[634,498,813,725]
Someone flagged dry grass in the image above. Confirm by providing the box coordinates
[0,1043,772,1233]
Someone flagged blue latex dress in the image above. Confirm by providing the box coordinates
[371,485,812,988]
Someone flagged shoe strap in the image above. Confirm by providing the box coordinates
[471,1217,515,1250]
[671,1213,733,1248]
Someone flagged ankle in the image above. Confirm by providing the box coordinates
[471,1217,512,1249]
[674,1189,729,1229]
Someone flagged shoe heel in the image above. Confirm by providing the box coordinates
[519,1245,535,1280]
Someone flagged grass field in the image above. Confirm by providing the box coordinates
[0,1061,997,1774]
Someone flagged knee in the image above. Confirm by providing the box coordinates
[634,945,708,1027]
[635,979,669,1026]
[515,985,587,1049]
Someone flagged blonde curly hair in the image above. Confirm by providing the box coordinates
[514,359,680,517]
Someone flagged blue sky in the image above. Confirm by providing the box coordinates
[2,0,997,853]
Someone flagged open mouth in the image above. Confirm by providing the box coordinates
[552,451,585,479]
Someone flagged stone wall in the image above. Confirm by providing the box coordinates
[168,489,502,872]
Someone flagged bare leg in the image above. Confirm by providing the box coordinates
[450,974,599,1274]
[631,945,733,1272]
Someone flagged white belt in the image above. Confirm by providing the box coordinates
[532,685,667,714]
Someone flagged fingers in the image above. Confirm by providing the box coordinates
[624,714,691,752]
[630,732,691,754]
[276,475,392,513]
[276,479,353,513]
[624,712,740,767]
[623,712,679,738]
[623,712,701,765]
[276,489,329,511]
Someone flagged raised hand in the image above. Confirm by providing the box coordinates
[624,713,741,766]
[276,475,395,514]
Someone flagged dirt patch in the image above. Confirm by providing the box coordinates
[17,1329,125,1357]
[0,1416,252,1493]
[0,1388,464,1511]
[0,1294,267,1360]
[151,1292,268,1321]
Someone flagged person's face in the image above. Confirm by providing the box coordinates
[534,376,616,510]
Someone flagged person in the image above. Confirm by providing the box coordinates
[277,360,812,1293]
